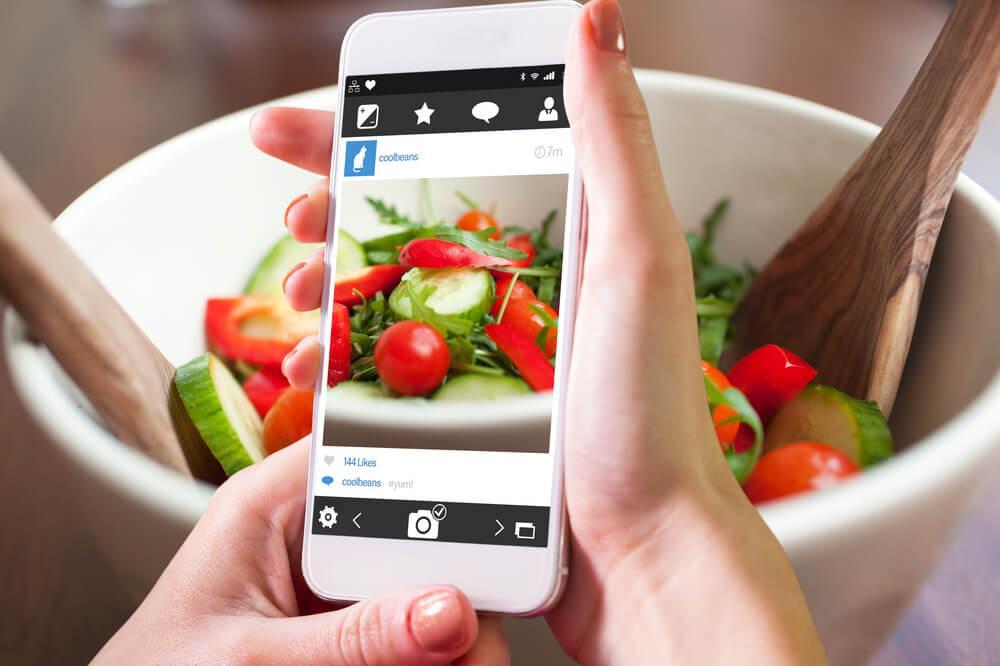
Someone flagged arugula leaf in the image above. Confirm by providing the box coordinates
[490,265,562,278]
[687,198,755,362]
[433,227,528,260]
[703,377,763,484]
[454,191,479,211]
[447,336,507,377]
[365,197,423,228]
[537,276,557,306]
[404,279,474,337]
[698,316,728,367]
[695,296,735,318]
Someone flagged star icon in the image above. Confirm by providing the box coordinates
[414,102,435,125]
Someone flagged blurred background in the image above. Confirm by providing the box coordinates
[1,0,997,663]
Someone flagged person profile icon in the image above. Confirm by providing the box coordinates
[538,96,559,122]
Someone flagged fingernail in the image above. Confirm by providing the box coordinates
[588,0,626,53]
[410,589,467,653]
[280,344,299,380]
[282,262,306,292]
[284,193,309,229]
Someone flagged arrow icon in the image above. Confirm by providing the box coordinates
[353,512,362,529]
[494,519,505,536]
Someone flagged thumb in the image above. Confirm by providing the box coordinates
[564,0,683,265]
[242,585,478,665]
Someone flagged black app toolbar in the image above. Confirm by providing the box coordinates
[341,86,568,137]
[312,496,550,548]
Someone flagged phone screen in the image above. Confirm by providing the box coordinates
[311,65,574,549]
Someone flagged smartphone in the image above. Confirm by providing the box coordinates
[302,1,583,614]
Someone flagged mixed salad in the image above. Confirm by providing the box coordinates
[172,196,893,504]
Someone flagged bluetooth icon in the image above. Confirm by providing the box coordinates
[520,72,526,82]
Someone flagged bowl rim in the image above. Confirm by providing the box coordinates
[5,69,1000,545]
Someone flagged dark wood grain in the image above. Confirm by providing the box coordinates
[1,1,998,664]
[729,0,1000,415]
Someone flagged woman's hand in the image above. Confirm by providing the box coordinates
[95,442,509,665]
[252,0,827,664]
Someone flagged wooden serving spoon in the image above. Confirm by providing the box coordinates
[728,0,1000,415]
[0,154,224,483]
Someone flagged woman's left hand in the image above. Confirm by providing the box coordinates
[95,440,509,665]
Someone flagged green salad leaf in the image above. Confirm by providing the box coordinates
[687,198,755,365]
[433,227,528,260]
[703,377,763,484]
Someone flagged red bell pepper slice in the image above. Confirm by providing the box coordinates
[726,344,817,424]
[484,323,554,392]
[205,296,318,367]
[327,303,352,387]
[242,367,289,418]
[334,265,407,307]
[399,238,512,269]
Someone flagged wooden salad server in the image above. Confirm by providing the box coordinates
[0,154,224,482]
[728,0,1000,415]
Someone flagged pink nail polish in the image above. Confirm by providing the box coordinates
[284,193,309,229]
[282,262,306,292]
[588,0,627,54]
[410,589,467,653]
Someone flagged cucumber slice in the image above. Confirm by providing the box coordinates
[764,384,893,467]
[336,230,368,276]
[389,268,494,324]
[174,353,265,476]
[244,231,366,297]
[433,374,532,401]
[329,381,388,400]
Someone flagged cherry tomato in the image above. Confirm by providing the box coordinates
[497,298,557,356]
[374,321,450,396]
[456,210,501,240]
[743,441,859,504]
[262,388,313,455]
[490,277,537,317]
[701,360,739,447]
[507,234,536,268]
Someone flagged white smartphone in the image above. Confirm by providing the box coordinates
[303,1,583,614]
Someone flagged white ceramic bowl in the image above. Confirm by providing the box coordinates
[6,71,1000,665]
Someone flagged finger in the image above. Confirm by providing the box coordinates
[564,0,685,269]
[282,335,323,391]
[283,247,325,311]
[250,107,335,175]
[454,615,511,666]
[244,586,479,666]
[284,178,331,243]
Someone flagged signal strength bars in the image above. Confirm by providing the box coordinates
[520,70,559,83]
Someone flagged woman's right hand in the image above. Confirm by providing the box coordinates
[252,1,827,663]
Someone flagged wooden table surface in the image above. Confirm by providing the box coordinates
[2,0,998,663]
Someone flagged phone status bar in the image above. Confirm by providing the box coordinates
[344,64,565,97]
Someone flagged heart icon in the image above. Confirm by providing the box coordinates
[323,455,334,465]
[321,475,334,486]
[364,79,376,91]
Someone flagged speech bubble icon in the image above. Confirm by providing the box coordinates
[321,475,334,486]
[471,101,499,124]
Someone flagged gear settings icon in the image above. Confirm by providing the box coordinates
[318,505,338,528]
